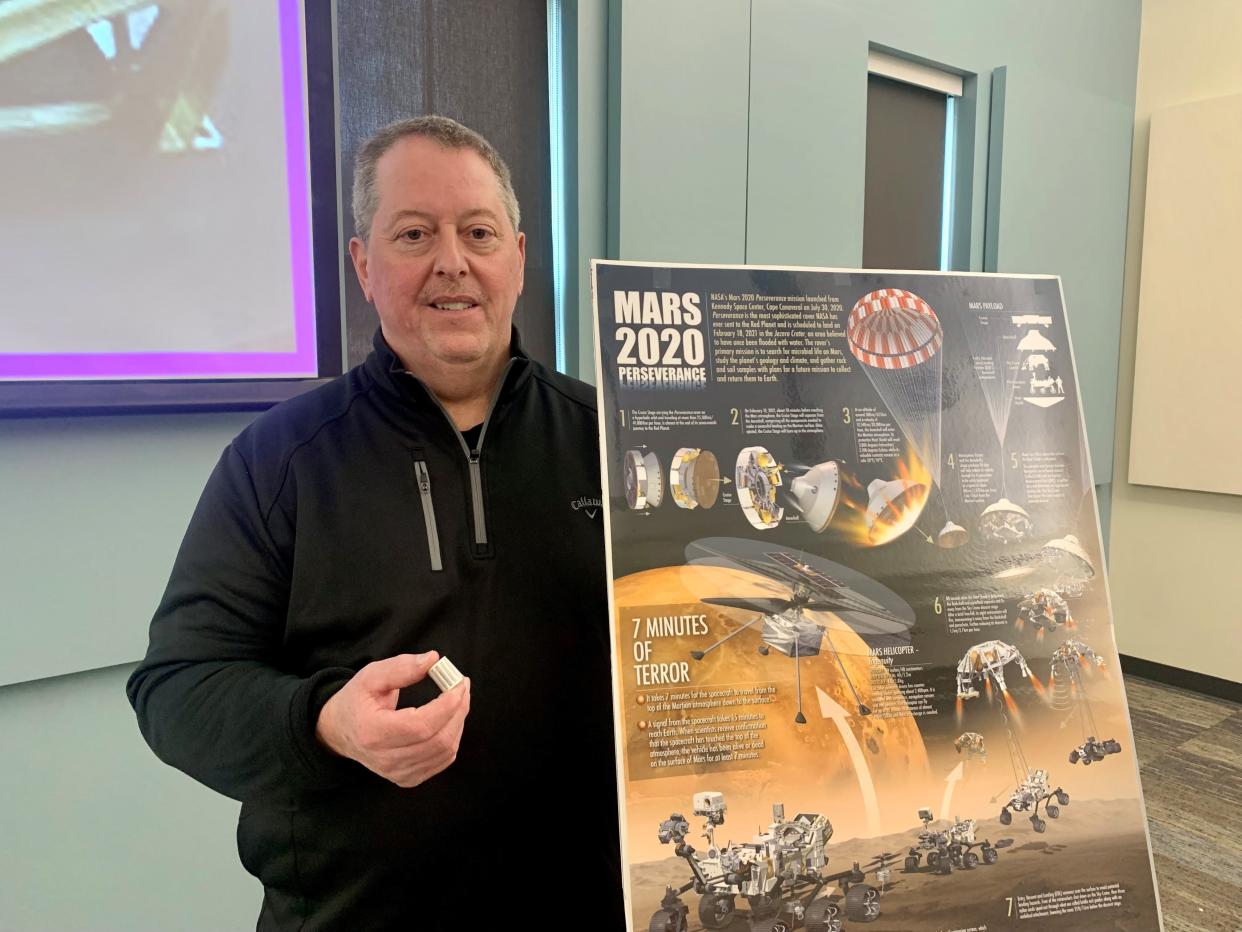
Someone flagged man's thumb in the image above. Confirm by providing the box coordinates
[357,652,439,693]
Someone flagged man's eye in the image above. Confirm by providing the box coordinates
[467,228,495,241]
[400,229,424,242]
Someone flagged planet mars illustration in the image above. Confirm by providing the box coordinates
[614,564,932,864]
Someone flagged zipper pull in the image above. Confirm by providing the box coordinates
[413,459,443,573]
[466,452,487,546]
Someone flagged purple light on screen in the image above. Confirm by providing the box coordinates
[0,0,318,381]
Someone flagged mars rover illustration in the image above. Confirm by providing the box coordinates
[1069,736,1122,765]
[1050,639,1123,766]
[903,809,1009,875]
[999,769,1069,833]
[956,641,1032,700]
[953,732,987,761]
[1015,589,1073,634]
[649,792,885,931]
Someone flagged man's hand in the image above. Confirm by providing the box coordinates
[315,652,470,788]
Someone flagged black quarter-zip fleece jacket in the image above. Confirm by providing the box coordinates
[128,330,623,930]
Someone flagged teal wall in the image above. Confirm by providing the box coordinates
[0,414,251,685]
[0,415,262,927]
[1,2,1139,927]
[601,0,1140,487]
[612,0,752,263]
[0,665,260,929]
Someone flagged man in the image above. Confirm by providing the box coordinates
[128,116,624,930]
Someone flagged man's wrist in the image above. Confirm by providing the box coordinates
[314,692,348,758]
[289,668,356,778]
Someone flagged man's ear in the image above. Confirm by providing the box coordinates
[348,236,372,302]
[516,231,526,296]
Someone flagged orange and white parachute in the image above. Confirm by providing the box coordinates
[847,288,945,486]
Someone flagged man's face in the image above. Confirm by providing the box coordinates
[349,136,525,376]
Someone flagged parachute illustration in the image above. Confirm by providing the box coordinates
[847,288,944,482]
[959,310,1023,452]
[959,309,1035,542]
[847,289,961,546]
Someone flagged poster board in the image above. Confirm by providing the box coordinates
[591,262,1162,932]
[1130,93,1242,496]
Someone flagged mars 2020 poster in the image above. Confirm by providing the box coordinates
[591,262,1163,932]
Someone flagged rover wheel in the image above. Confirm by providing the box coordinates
[1032,816,1047,833]
[938,857,954,875]
[749,919,792,932]
[1069,750,1080,764]
[963,851,979,869]
[844,884,881,922]
[803,897,843,932]
[926,851,940,869]
[746,893,781,920]
[698,893,735,930]
[904,855,920,873]
[982,846,998,865]
[999,808,1012,826]
[1046,804,1060,819]
[1057,791,1070,806]
[649,907,686,932]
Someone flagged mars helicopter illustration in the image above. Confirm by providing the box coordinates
[685,539,913,723]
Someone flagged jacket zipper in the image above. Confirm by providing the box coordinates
[411,359,515,549]
[413,460,443,572]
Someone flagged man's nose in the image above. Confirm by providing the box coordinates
[432,233,468,277]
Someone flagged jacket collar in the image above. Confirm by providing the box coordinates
[364,326,534,407]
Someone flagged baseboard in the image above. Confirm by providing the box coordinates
[1120,654,1242,704]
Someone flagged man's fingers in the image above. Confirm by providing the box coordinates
[378,678,470,746]
[324,659,469,788]
[368,684,470,784]
[356,652,440,694]
[391,747,460,788]
[376,732,463,785]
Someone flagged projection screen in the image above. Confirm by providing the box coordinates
[0,0,340,411]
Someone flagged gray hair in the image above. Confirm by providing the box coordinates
[350,115,521,240]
